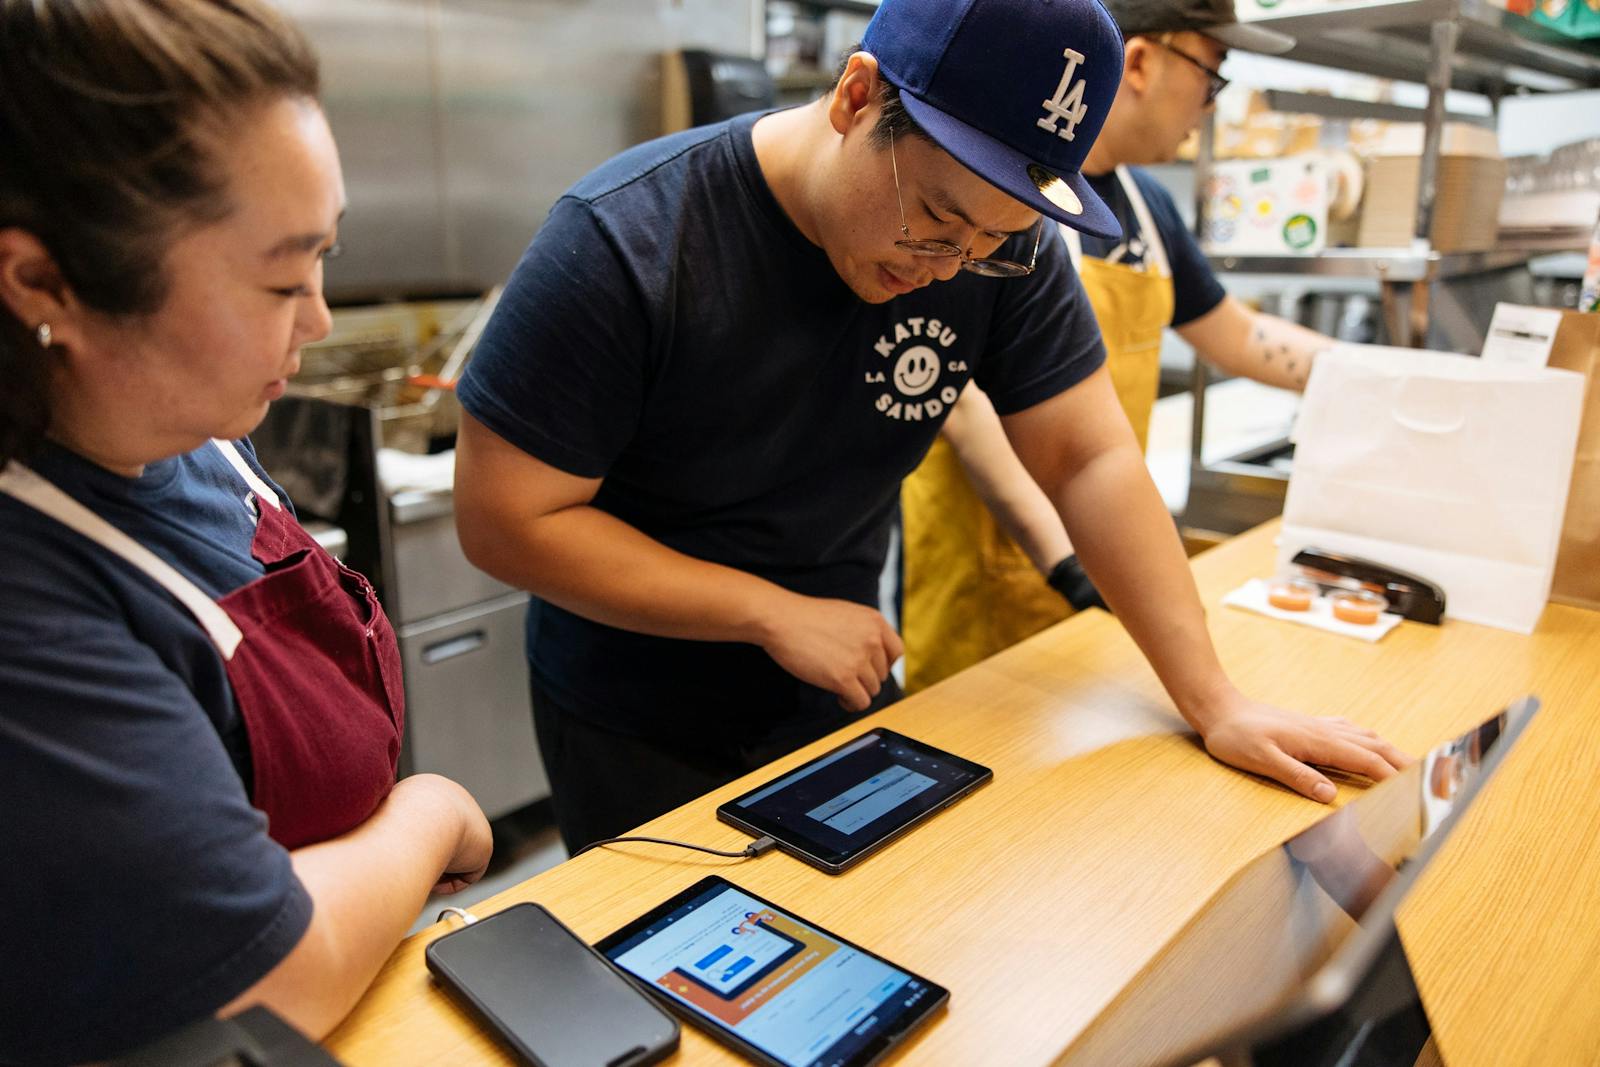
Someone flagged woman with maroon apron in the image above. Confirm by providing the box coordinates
[1,440,406,850]
[0,3,492,1063]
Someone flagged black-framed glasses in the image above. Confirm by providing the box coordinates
[888,129,1043,279]
[1156,38,1230,105]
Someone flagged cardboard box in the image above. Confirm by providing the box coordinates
[1355,123,1506,252]
[1481,304,1600,609]
[1180,89,1326,162]
[1546,311,1600,608]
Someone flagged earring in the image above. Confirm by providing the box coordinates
[35,323,52,348]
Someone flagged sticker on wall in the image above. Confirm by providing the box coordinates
[1283,214,1319,250]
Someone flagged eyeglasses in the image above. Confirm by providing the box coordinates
[1155,37,1230,106]
[889,129,1043,279]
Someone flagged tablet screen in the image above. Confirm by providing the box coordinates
[718,729,991,869]
[597,878,946,1067]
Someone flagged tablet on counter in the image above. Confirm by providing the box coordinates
[595,876,948,1067]
[717,728,992,874]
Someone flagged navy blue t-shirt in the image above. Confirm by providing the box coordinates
[458,111,1106,736]
[1080,166,1226,328]
[0,441,312,1065]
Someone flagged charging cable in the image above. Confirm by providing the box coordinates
[432,837,778,927]
[571,834,780,861]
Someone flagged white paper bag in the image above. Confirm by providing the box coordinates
[1278,345,1586,633]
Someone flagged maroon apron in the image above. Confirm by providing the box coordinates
[220,477,406,848]
[0,440,404,850]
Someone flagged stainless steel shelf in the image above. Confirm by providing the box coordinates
[1186,0,1599,534]
[1259,88,1493,127]
[791,0,879,13]
[1207,246,1553,281]
[774,70,839,92]
[1498,226,1598,252]
[1242,0,1600,94]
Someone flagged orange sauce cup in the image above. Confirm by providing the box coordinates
[1331,590,1388,625]
[1267,577,1317,612]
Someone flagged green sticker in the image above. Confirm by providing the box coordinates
[1283,214,1318,250]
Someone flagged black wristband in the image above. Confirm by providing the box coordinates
[1046,554,1108,613]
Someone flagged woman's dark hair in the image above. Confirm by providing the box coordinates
[834,43,930,150]
[0,0,321,465]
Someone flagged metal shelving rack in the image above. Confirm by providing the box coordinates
[766,0,880,101]
[1184,0,1600,535]
[803,0,877,12]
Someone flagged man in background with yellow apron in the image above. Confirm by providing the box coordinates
[904,0,1349,691]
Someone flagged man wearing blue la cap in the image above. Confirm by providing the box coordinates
[454,0,1410,853]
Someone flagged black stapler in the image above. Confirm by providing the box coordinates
[1290,548,1447,626]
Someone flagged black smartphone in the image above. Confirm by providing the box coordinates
[425,902,680,1067]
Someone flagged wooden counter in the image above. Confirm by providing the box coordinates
[325,521,1600,1066]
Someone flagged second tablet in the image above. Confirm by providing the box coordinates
[717,729,992,873]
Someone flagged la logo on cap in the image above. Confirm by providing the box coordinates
[1037,48,1089,142]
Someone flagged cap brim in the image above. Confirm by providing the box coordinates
[1202,22,1296,55]
[897,92,1123,242]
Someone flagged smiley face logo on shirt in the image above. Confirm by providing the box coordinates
[866,315,967,424]
[893,346,940,397]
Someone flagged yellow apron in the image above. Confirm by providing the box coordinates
[902,166,1176,693]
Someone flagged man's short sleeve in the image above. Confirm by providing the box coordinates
[457,197,654,478]
[0,580,311,1064]
[1132,168,1227,328]
[973,227,1107,416]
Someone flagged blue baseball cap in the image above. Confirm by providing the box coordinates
[864,0,1126,240]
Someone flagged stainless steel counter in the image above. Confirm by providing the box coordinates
[385,477,549,820]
